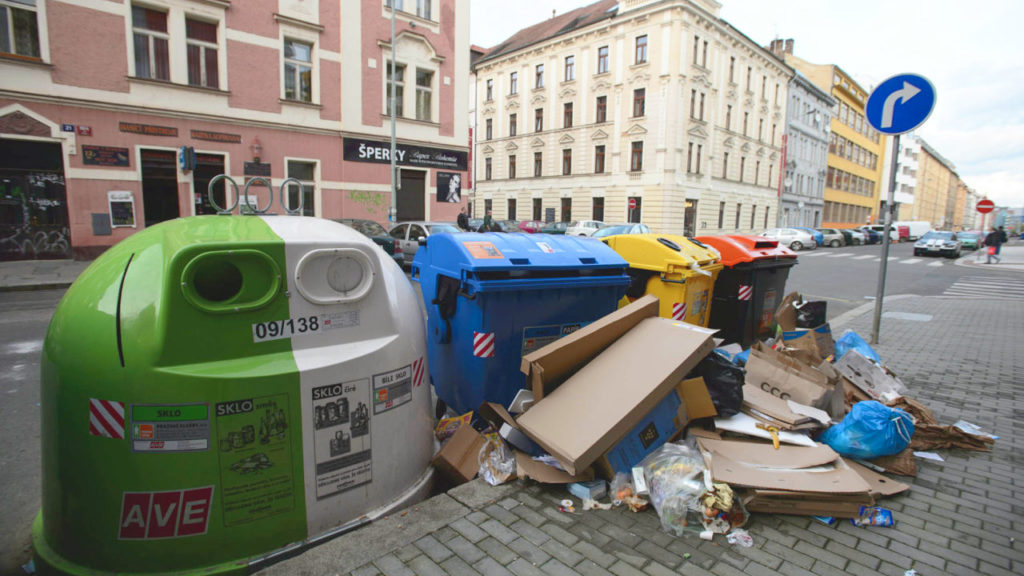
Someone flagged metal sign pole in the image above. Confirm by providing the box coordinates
[389,5,397,223]
[871,133,900,345]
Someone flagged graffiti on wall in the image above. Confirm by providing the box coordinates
[347,190,388,217]
[1,172,71,260]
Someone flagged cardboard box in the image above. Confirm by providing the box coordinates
[744,342,831,406]
[834,350,907,400]
[677,377,718,420]
[520,294,661,401]
[431,424,486,484]
[775,292,835,362]
[516,312,715,476]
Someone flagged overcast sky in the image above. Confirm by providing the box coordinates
[470,0,1024,209]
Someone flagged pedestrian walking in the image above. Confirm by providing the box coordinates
[479,209,498,232]
[984,226,1002,264]
[997,226,1007,255]
[456,207,469,231]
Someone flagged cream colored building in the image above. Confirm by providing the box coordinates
[471,0,791,235]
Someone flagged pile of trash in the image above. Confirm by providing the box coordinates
[430,293,996,543]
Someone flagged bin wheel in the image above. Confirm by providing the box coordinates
[829,239,840,248]
[790,241,803,251]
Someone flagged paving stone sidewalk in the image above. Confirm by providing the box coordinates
[261,296,1024,576]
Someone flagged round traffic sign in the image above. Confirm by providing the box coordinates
[866,73,936,135]
[629,198,637,210]
[977,199,995,214]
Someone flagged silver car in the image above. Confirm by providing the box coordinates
[388,221,460,265]
[761,228,817,251]
[816,228,846,248]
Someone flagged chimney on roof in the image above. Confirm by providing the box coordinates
[552,9,556,19]
[784,39,794,55]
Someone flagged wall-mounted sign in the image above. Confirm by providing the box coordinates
[82,145,131,167]
[119,122,178,137]
[61,123,74,132]
[437,172,462,203]
[244,162,271,177]
[108,191,136,228]
[77,126,92,136]
[191,129,242,143]
[343,137,468,171]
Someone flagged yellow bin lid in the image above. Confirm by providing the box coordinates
[602,234,721,272]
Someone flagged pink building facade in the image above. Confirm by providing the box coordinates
[0,0,469,260]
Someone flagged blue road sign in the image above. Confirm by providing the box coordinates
[866,74,936,135]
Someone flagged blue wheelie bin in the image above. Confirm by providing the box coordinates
[412,233,630,414]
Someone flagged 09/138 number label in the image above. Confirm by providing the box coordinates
[253,316,320,342]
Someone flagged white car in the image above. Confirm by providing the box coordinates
[761,228,818,251]
[388,221,460,265]
[565,220,605,236]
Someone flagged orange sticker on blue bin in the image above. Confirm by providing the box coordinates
[463,241,504,259]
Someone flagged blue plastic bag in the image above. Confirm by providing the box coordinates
[821,401,914,459]
[834,330,881,363]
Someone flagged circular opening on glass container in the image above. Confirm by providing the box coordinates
[327,256,365,293]
[193,260,243,302]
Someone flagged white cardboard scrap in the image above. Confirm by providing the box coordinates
[713,412,817,447]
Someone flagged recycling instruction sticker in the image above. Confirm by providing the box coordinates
[521,322,586,356]
[130,403,209,453]
[312,380,372,500]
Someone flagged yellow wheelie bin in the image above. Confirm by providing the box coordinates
[601,234,722,327]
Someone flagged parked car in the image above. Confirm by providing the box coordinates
[913,230,962,258]
[957,231,980,251]
[333,218,403,266]
[539,221,569,234]
[893,221,932,241]
[863,224,899,243]
[794,227,825,247]
[496,220,520,232]
[388,221,460,265]
[760,228,818,251]
[815,228,846,248]
[859,227,881,245]
[838,228,865,245]
[592,223,651,238]
[518,220,544,233]
[467,218,483,231]
[566,220,605,236]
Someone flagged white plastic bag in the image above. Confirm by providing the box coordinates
[641,441,706,536]
[478,437,516,485]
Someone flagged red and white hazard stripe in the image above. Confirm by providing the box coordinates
[738,285,753,301]
[473,332,496,358]
[671,302,687,321]
[89,398,125,439]
[412,357,425,387]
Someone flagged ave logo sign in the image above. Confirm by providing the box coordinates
[119,486,214,539]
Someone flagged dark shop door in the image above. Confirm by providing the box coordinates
[193,153,225,215]
[0,139,71,261]
[398,170,425,221]
[141,149,179,226]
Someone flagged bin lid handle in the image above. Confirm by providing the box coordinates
[657,237,682,252]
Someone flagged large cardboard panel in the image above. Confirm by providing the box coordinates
[517,317,715,475]
[520,295,660,401]
[698,438,839,468]
[741,490,872,518]
[847,460,910,497]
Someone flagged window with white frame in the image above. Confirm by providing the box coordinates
[286,160,316,216]
[384,0,432,20]
[564,55,574,81]
[1,0,40,59]
[386,61,404,116]
[186,18,218,89]
[416,0,431,19]
[284,38,313,102]
[415,68,432,121]
[132,5,169,80]
[509,71,518,94]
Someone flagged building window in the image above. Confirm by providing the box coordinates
[729,56,735,83]
[534,152,542,177]
[533,198,542,220]
[628,197,641,223]
[746,66,752,91]
[699,92,705,120]
[509,113,517,137]
[416,0,431,20]
[633,88,645,117]
[561,197,572,222]
[751,205,756,229]
[186,18,218,89]
[702,40,708,66]
[132,6,169,80]
[508,155,516,179]
[509,71,517,94]
[740,156,746,183]
[769,164,774,187]
[564,55,575,81]
[692,35,699,65]
[718,201,725,228]
[415,68,433,121]
[725,105,732,130]
[635,34,647,64]
[774,83,780,104]
[758,119,763,141]
[486,78,493,100]
[735,203,742,229]
[696,144,702,174]
[485,157,492,180]
[755,160,761,185]
[764,207,770,228]
[771,123,776,145]
[535,108,543,132]
[690,89,696,118]
[563,102,573,128]
[286,160,316,216]
[485,118,492,140]
[630,141,643,172]
[761,75,767,99]
[284,39,313,102]
[562,149,572,175]
[722,152,729,179]
[594,145,605,173]
[535,63,544,88]
[743,112,749,135]
[597,45,608,73]
[592,197,604,221]
[385,61,404,116]
[596,95,607,123]
[1,0,40,58]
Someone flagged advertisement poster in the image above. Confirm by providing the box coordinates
[215,394,295,526]
[437,172,462,203]
[312,380,372,499]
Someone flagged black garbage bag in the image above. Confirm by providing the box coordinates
[687,352,744,417]
[795,300,828,328]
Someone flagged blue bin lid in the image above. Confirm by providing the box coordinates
[413,232,629,292]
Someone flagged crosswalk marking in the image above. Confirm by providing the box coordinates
[798,252,826,257]
[900,259,922,265]
[853,255,875,260]
[940,276,1024,301]
[827,253,853,258]
[928,261,944,267]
